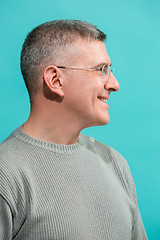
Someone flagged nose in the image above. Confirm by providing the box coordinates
[104,72,120,92]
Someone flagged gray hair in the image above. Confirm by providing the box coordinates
[20,20,106,100]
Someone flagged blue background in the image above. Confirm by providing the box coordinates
[0,0,160,239]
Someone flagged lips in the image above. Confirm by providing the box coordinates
[97,95,109,104]
[97,97,107,103]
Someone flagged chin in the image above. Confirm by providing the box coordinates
[90,114,110,127]
[98,118,110,126]
[97,112,110,125]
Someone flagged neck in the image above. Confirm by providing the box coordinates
[22,109,81,146]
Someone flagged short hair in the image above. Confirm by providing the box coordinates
[20,20,106,100]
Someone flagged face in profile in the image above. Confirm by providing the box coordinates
[60,39,120,129]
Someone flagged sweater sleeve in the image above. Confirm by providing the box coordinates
[0,196,13,240]
[0,155,35,239]
[131,207,147,240]
[0,163,24,239]
[108,146,148,240]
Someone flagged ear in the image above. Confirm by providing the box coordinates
[43,65,64,97]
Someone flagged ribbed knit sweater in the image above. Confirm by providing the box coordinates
[0,126,147,240]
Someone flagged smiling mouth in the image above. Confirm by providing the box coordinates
[97,97,107,103]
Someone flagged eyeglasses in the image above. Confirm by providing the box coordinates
[56,64,114,80]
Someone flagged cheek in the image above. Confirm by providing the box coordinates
[85,71,102,83]
[63,71,103,106]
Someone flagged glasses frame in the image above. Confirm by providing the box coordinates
[56,64,113,79]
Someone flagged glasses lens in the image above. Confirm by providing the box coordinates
[101,65,109,79]
[110,66,114,74]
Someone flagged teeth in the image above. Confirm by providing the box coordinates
[98,97,107,103]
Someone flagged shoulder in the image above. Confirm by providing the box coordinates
[0,129,37,237]
[81,133,128,165]
[0,128,36,217]
[81,133,125,165]
[0,127,23,160]
[81,133,137,202]
[80,133,111,157]
[0,127,35,183]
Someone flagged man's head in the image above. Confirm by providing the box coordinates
[20,20,120,129]
[20,20,106,101]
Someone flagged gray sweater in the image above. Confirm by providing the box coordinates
[0,126,147,240]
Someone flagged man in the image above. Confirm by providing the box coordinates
[0,20,147,239]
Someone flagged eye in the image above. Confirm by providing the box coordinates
[102,65,109,75]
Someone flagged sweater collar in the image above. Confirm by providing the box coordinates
[12,125,86,155]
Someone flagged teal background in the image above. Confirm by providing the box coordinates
[0,0,160,239]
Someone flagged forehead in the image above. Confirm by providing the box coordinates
[67,39,111,66]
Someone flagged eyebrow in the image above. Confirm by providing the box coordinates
[94,62,112,68]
